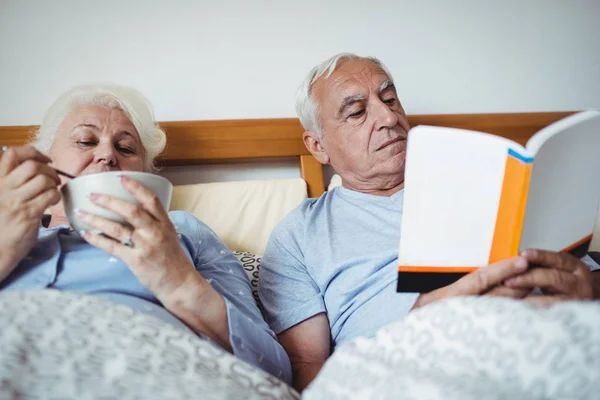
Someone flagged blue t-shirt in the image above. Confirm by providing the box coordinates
[259,187,600,350]
[0,211,291,383]
[259,187,418,349]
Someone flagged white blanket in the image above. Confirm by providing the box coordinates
[0,289,298,400]
[304,296,600,400]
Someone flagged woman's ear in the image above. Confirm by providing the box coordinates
[302,131,330,165]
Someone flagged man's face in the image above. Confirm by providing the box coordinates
[311,59,410,191]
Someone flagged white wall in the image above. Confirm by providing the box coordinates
[1,0,599,184]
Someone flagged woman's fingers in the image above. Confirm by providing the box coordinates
[27,187,61,215]
[0,146,52,177]
[119,176,167,220]
[7,159,60,188]
[14,173,61,203]
[89,193,156,229]
[77,209,133,244]
[81,230,130,261]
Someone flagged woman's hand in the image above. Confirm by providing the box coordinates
[78,175,231,350]
[0,146,61,280]
[78,175,199,298]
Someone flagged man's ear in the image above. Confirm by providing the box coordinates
[303,131,330,165]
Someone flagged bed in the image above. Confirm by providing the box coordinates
[3,111,598,400]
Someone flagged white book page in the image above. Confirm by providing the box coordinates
[521,111,600,251]
[399,125,527,267]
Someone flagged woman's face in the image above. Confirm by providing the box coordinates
[51,105,145,179]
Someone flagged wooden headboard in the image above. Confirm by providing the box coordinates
[0,111,575,197]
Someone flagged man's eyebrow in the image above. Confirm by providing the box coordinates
[379,80,395,94]
[337,94,365,116]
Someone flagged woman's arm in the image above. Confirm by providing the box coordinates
[0,146,60,282]
[79,177,292,383]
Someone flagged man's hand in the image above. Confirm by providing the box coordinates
[412,256,529,310]
[503,249,594,306]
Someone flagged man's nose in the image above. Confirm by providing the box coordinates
[373,100,399,130]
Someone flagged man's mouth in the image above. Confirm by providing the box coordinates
[377,136,406,151]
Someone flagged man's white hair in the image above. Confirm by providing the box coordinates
[295,53,394,137]
[30,84,167,172]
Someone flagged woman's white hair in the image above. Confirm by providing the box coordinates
[295,53,394,137]
[30,84,167,172]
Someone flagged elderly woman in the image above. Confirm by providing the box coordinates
[0,85,291,383]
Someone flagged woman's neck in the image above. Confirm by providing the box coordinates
[48,215,70,228]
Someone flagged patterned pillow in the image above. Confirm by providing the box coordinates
[234,251,262,305]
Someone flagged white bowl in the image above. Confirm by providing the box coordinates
[61,171,173,235]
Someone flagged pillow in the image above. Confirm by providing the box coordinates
[170,178,307,254]
[234,251,262,305]
[328,174,342,190]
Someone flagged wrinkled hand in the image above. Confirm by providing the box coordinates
[80,175,231,349]
[0,146,60,279]
[78,175,203,301]
[503,249,594,306]
[412,256,529,310]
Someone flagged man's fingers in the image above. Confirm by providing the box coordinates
[525,295,568,307]
[504,268,586,297]
[521,249,579,272]
[485,285,529,299]
[449,256,528,296]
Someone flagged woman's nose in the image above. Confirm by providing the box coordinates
[94,144,118,165]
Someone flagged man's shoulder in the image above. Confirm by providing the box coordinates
[268,189,339,248]
[275,189,339,231]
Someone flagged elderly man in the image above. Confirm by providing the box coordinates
[258,53,600,391]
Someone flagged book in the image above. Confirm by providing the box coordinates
[397,110,600,293]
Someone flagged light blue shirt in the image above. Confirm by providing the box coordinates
[259,187,418,349]
[0,210,291,384]
[259,187,600,350]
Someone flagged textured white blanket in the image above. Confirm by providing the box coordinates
[304,297,600,400]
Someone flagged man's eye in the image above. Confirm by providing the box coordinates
[349,109,365,118]
[77,141,95,146]
[384,98,396,105]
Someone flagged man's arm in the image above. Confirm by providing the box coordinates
[591,271,600,299]
[277,313,331,392]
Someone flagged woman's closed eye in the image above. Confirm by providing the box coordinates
[77,141,96,147]
[117,144,136,155]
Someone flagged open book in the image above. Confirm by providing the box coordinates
[397,110,600,293]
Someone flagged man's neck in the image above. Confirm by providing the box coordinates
[341,181,405,197]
